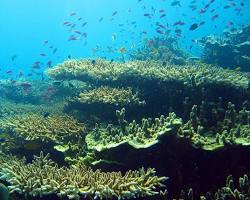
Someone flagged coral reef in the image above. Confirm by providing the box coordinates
[178,102,250,151]
[86,108,182,152]
[65,86,146,123]
[210,174,250,200]
[175,174,250,200]
[0,152,167,200]
[0,98,64,118]
[199,23,250,72]
[47,59,250,90]
[129,35,190,65]
[71,86,145,107]
[0,114,85,143]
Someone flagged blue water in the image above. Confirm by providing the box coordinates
[0,0,249,78]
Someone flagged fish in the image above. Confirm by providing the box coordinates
[199,21,205,26]
[224,5,231,9]
[175,29,182,34]
[82,22,88,27]
[156,29,164,34]
[199,9,206,14]
[112,11,118,16]
[189,23,199,31]
[73,30,82,35]
[119,47,126,54]
[143,13,151,18]
[147,39,154,46]
[40,53,46,57]
[47,60,52,67]
[99,17,104,22]
[20,82,32,89]
[171,0,181,6]
[11,54,17,61]
[43,112,50,118]
[112,33,116,41]
[32,64,40,69]
[43,40,49,44]
[69,12,76,16]
[211,14,219,20]
[91,59,96,65]
[81,32,87,38]
[53,48,58,54]
[6,70,13,74]
[24,142,42,150]
[63,21,70,25]
[173,20,185,26]
[160,14,166,18]
[68,35,78,41]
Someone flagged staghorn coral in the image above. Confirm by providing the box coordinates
[86,108,182,152]
[47,59,250,89]
[0,152,167,200]
[71,86,145,107]
[0,114,85,143]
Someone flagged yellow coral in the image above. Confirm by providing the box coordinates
[0,152,167,199]
[47,59,250,89]
[0,114,85,143]
[72,86,145,106]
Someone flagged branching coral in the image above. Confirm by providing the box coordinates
[71,86,145,107]
[0,152,167,200]
[0,114,85,143]
[0,98,64,118]
[178,102,250,151]
[86,108,182,151]
[47,59,250,89]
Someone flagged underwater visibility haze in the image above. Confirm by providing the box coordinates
[0,0,250,200]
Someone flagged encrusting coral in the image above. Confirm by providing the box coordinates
[47,59,250,89]
[71,86,145,107]
[0,152,167,200]
[86,108,182,152]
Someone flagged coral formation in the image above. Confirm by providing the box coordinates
[0,98,64,118]
[86,108,182,151]
[199,23,250,72]
[0,152,167,200]
[129,35,190,65]
[71,86,145,107]
[47,59,250,89]
[0,114,85,143]
[178,102,250,151]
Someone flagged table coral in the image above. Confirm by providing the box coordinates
[0,152,167,200]
[47,59,250,89]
